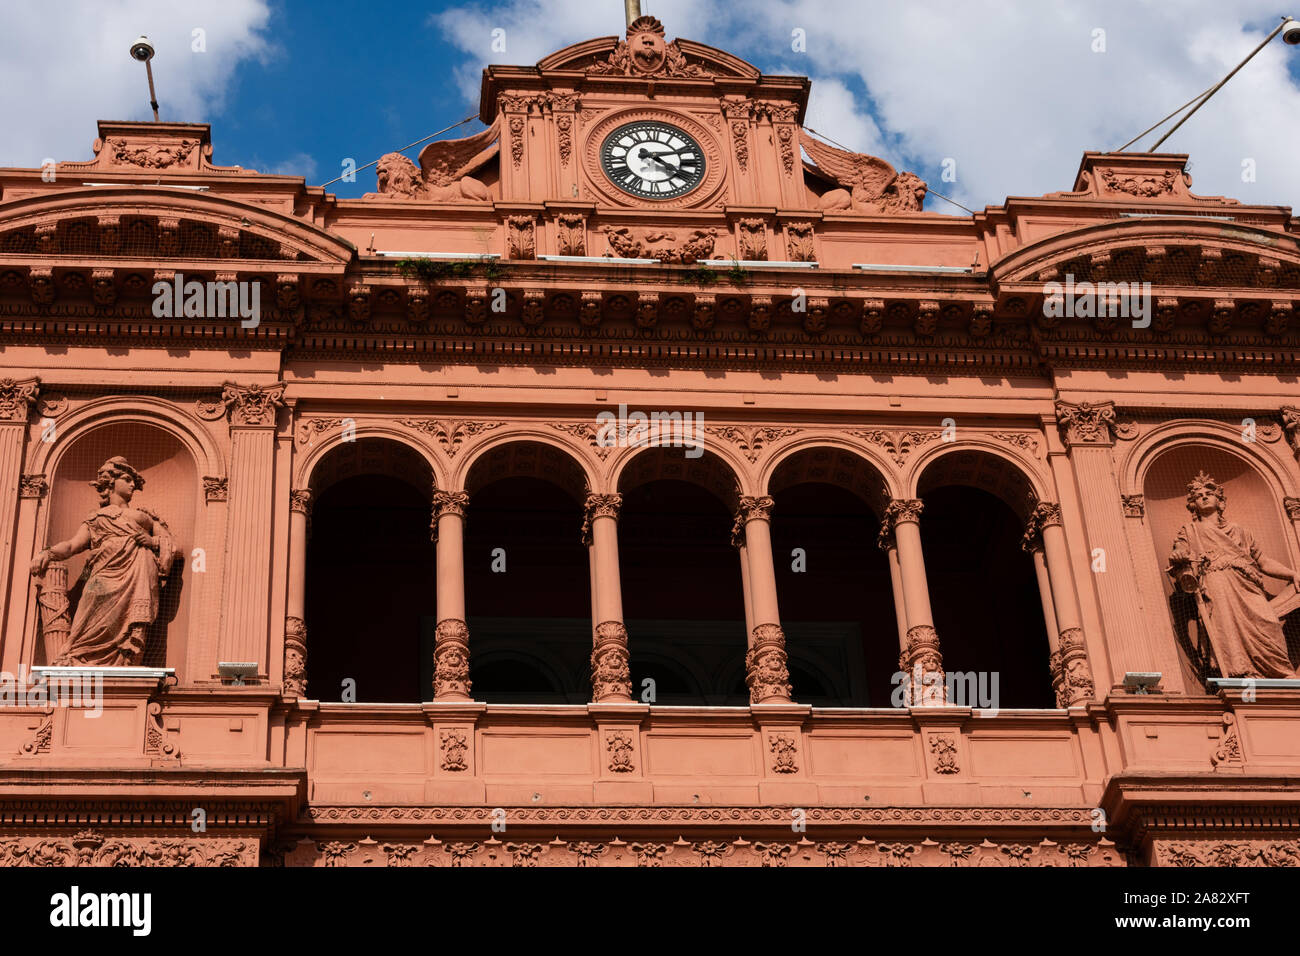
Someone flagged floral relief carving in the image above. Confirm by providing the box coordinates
[1159,841,1300,867]
[737,218,768,260]
[18,474,49,499]
[591,621,632,702]
[439,729,470,771]
[606,731,635,773]
[769,733,798,773]
[704,425,797,463]
[1122,494,1145,517]
[284,616,307,697]
[929,734,960,774]
[398,419,504,457]
[507,215,536,259]
[0,831,253,867]
[785,222,816,262]
[852,428,939,466]
[555,214,586,256]
[1211,712,1243,768]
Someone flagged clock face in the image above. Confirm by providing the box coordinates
[600,121,706,199]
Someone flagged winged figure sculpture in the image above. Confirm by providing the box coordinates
[799,131,927,214]
[368,120,499,202]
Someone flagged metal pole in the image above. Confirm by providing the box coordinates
[1148,17,1291,152]
[625,0,641,26]
[145,60,160,121]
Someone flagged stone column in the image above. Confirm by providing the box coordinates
[876,518,911,664]
[881,499,945,705]
[431,489,471,701]
[283,488,311,696]
[584,492,631,702]
[0,378,37,670]
[1055,400,1165,684]
[1024,501,1096,707]
[208,383,284,677]
[734,496,791,704]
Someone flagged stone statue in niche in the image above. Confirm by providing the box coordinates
[1168,471,1300,679]
[30,458,177,666]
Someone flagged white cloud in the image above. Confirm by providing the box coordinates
[432,0,1300,212]
[0,0,272,168]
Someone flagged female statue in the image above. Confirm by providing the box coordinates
[1169,471,1300,679]
[30,457,175,666]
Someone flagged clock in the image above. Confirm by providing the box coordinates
[600,120,706,199]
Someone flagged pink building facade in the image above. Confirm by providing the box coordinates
[0,18,1298,867]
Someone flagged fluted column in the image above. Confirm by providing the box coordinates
[1025,501,1096,707]
[283,488,311,696]
[209,383,284,677]
[584,492,631,702]
[881,499,945,705]
[432,489,471,701]
[734,496,791,704]
[0,378,38,672]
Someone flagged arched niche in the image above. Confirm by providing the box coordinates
[305,437,435,703]
[617,446,746,703]
[915,448,1054,708]
[39,421,198,674]
[1142,443,1299,687]
[767,445,895,706]
[459,440,591,703]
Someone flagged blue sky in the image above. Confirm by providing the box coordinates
[4,0,1300,212]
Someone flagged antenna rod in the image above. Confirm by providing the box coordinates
[625,0,641,27]
[1148,16,1293,152]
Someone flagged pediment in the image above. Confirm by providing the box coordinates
[0,187,355,265]
[993,218,1300,289]
[536,17,759,79]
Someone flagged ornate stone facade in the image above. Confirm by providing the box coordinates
[0,16,1298,870]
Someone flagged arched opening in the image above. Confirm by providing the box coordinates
[617,447,746,705]
[463,441,590,703]
[39,422,197,676]
[1142,444,1300,688]
[769,447,897,706]
[305,439,434,703]
[916,451,1054,709]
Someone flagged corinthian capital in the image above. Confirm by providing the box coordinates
[0,378,39,423]
[197,382,287,427]
[582,492,622,545]
[1055,400,1117,446]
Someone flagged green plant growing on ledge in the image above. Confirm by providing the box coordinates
[725,261,750,286]
[681,263,720,286]
[397,258,503,282]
